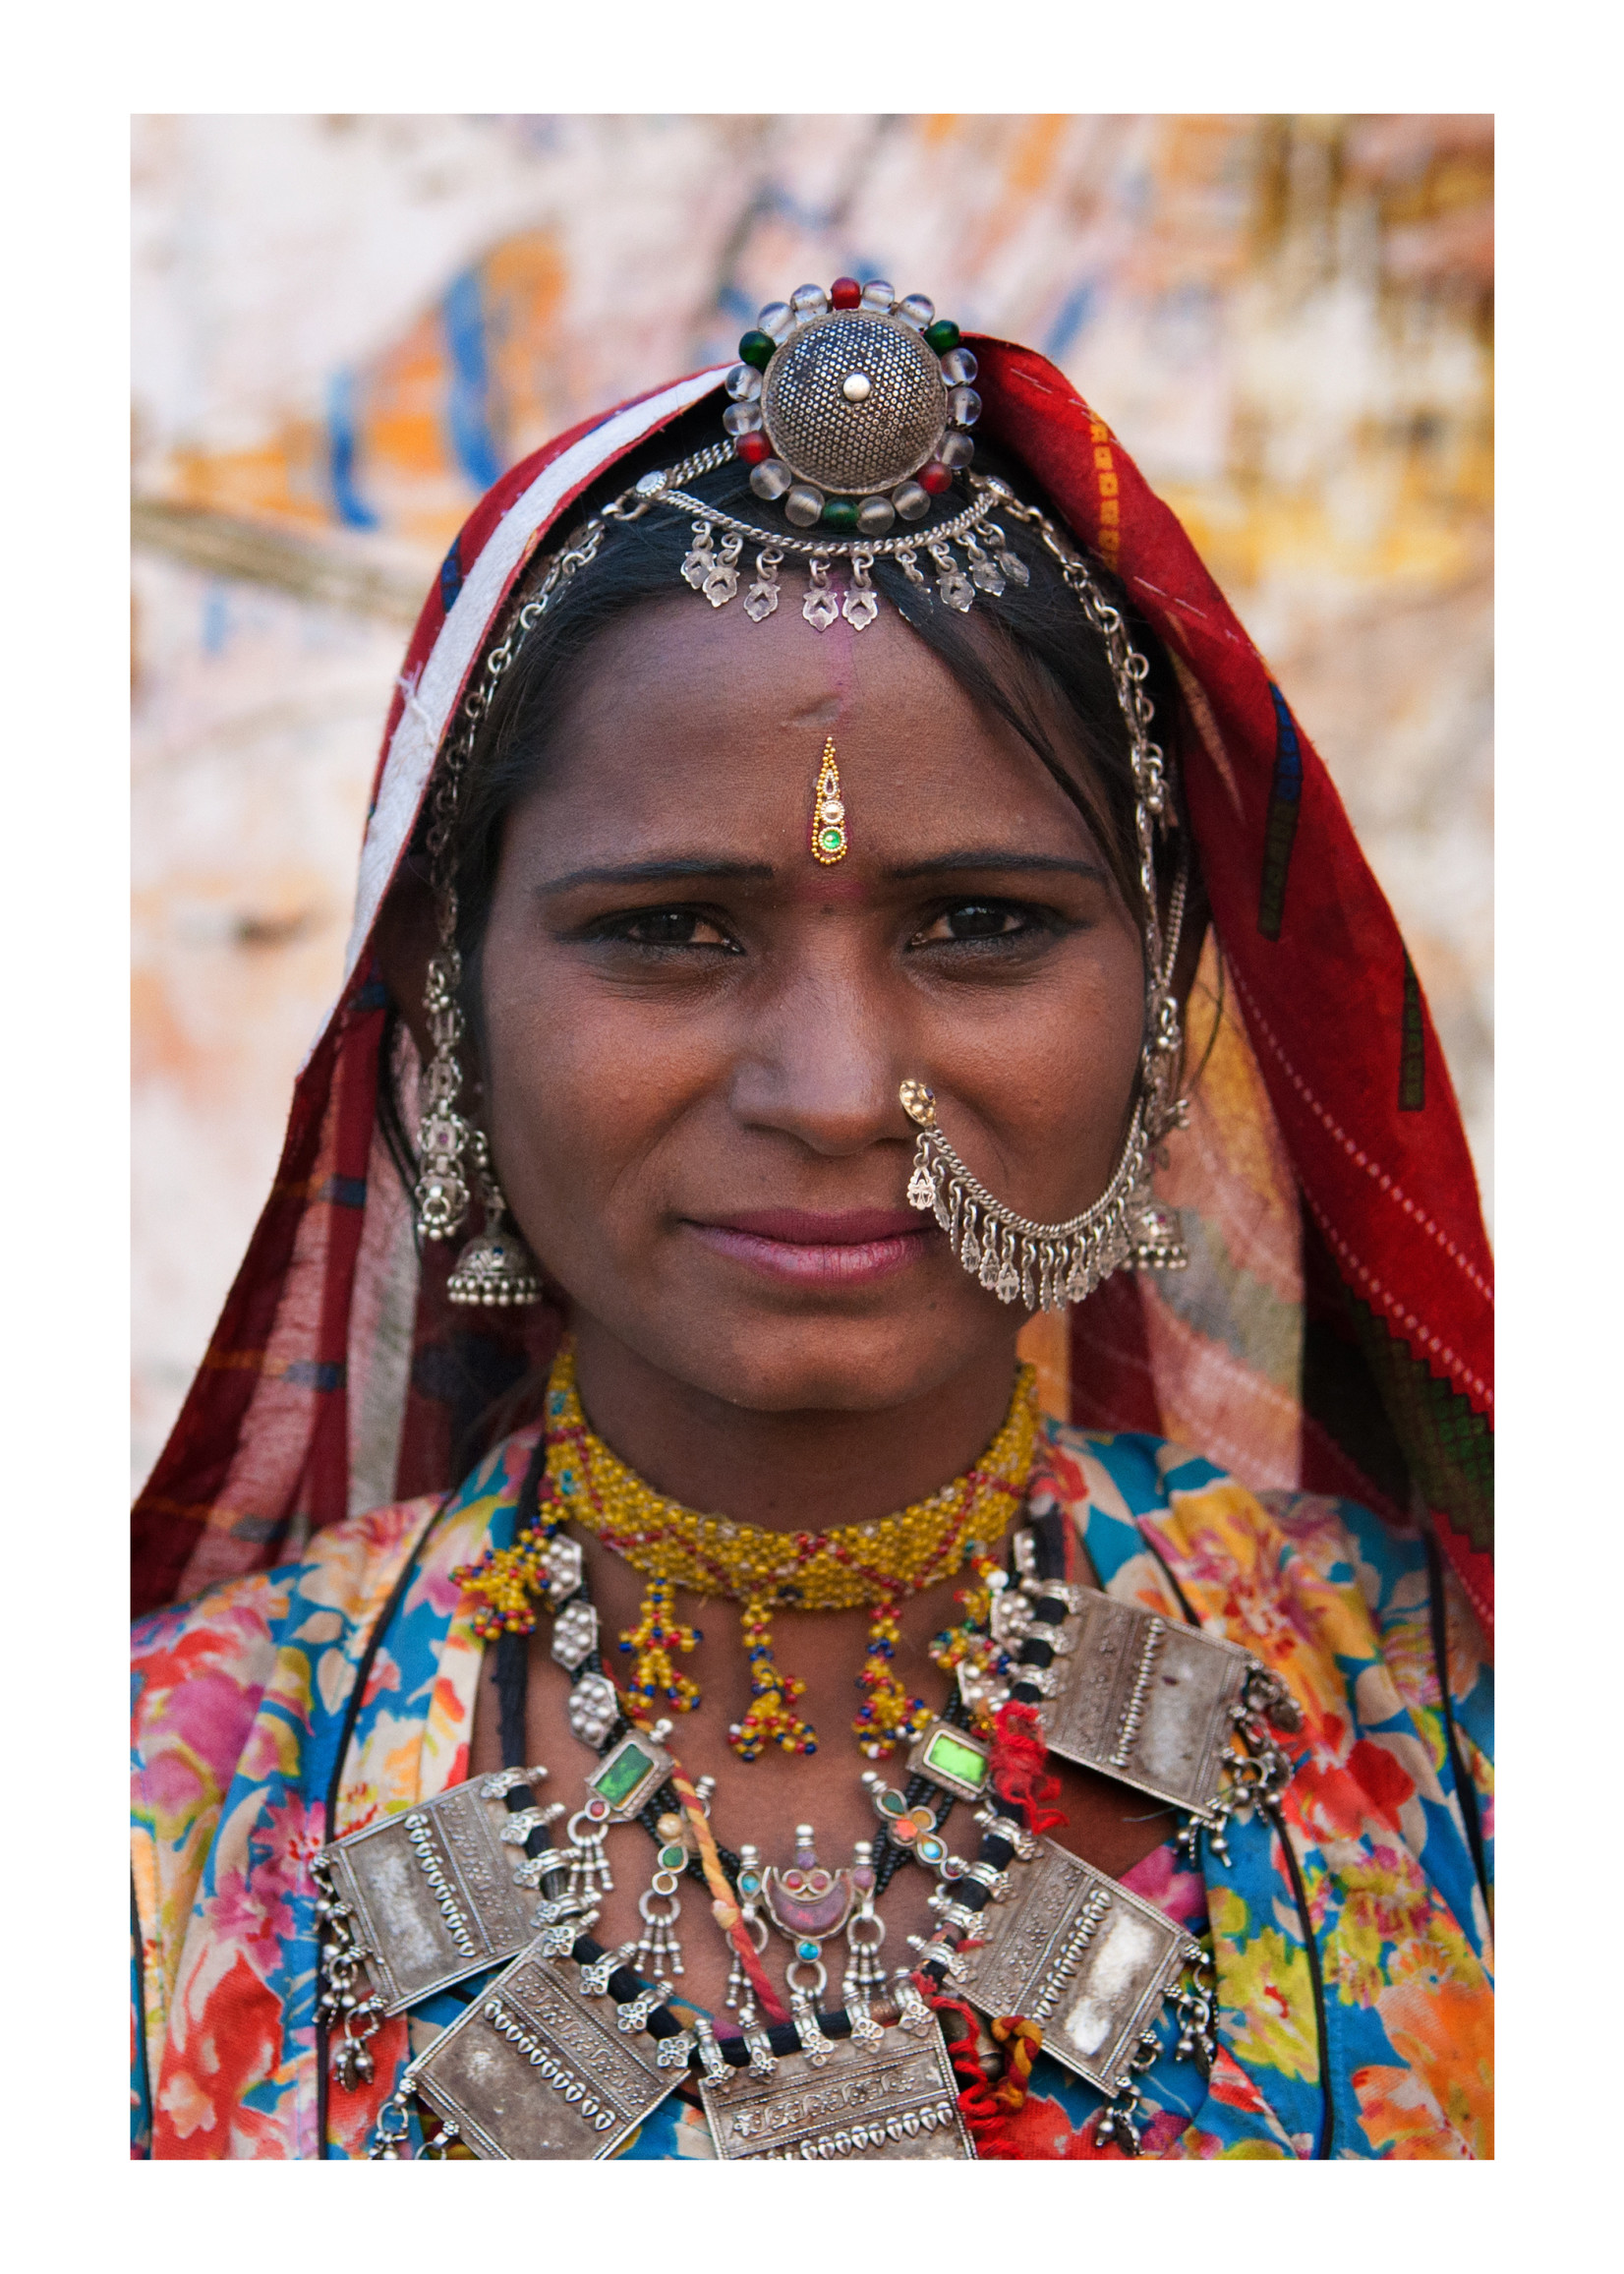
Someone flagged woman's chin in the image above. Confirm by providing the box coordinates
[579,1271,1007,1417]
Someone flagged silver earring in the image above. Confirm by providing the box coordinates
[412,930,474,1245]
[446,1127,544,1309]
[411,868,542,1304]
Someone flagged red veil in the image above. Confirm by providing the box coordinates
[131,344,1492,1643]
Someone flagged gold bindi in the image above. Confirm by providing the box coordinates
[810,736,847,863]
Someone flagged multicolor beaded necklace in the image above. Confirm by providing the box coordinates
[457,1345,1040,1761]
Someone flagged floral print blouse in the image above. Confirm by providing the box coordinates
[131,1420,1492,2159]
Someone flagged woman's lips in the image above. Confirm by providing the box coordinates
[684,1207,935,1286]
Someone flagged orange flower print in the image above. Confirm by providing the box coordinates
[1353,1980,1492,2158]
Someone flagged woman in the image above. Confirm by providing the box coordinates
[131,280,1492,2161]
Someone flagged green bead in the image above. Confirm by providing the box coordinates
[821,496,859,530]
[925,319,961,356]
[738,329,775,370]
[820,828,845,854]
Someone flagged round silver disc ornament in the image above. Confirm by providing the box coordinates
[759,311,949,497]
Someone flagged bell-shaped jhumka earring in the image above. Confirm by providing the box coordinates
[445,1127,544,1308]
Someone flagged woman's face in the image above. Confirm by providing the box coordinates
[476,592,1145,1415]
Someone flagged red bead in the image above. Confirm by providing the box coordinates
[918,460,953,495]
[735,430,772,465]
[831,276,862,310]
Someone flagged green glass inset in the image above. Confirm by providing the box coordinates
[820,827,845,853]
[593,1741,654,1808]
[924,1729,988,1791]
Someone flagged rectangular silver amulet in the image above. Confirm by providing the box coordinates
[1043,1593,1252,1820]
[318,1773,545,2012]
[406,1943,678,2159]
[954,1837,1192,2095]
[701,2019,974,2161]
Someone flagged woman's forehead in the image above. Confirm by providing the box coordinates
[552,586,957,733]
[498,603,1104,877]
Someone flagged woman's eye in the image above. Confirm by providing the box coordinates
[601,908,734,950]
[911,902,1034,946]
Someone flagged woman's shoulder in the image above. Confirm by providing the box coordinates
[131,1495,442,1773]
[1037,1418,1483,1657]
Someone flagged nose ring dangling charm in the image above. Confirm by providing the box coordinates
[810,736,847,864]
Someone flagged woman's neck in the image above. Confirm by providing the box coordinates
[568,1313,1024,1532]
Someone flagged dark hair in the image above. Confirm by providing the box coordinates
[433,398,1189,1028]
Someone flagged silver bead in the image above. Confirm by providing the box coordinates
[790,282,829,319]
[938,431,975,469]
[757,301,793,341]
[725,363,763,401]
[783,483,826,528]
[749,458,793,500]
[893,480,930,522]
[897,293,935,328]
[947,385,981,427]
[940,347,978,386]
[859,279,896,313]
[723,400,763,436]
[856,495,896,536]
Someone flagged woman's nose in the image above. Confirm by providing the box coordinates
[725,964,907,1157]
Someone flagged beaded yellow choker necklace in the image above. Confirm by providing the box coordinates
[462,1347,1039,1763]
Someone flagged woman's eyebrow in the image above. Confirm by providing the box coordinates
[537,855,778,894]
[888,850,1110,884]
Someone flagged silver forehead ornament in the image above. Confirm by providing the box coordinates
[725,278,979,533]
[609,277,1030,633]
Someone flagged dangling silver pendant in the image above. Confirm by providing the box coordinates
[841,553,879,630]
[564,1799,615,1901]
[703,530,743,608]
[633,1822,687,1979]
[725,1844,769,2027]
[681,519,717,590]
[1128,1195,1189,1271]
[929,541,974,612]
[984,519,1030,586]
[962,532,1006,595]
[803,557,841,631]
[743,546,783,621]
[841,1842,888,2003]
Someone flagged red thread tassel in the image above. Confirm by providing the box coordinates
[916,1981,1024,2159]
[989,1699,1068,1834]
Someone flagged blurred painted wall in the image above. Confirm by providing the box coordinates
[132,112,1493,1490]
